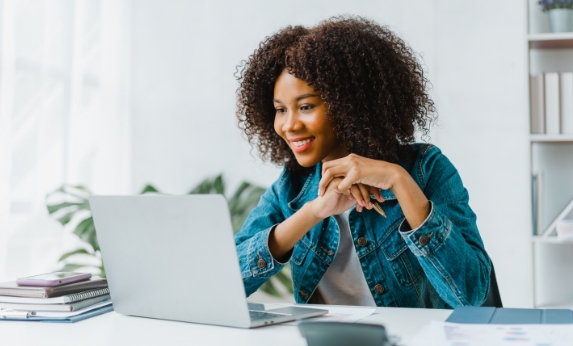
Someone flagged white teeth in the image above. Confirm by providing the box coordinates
[293,138,313,147]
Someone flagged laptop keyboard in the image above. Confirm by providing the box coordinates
[249,310,288,322]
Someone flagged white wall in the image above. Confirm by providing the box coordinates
[130,1,531,306]
[432,1,531,307]
[130,0,435,194]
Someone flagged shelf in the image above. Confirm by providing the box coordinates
[532,235,573,244]
[530,134,573,142]
[528,33,573,49]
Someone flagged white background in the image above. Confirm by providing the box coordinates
[1,0,532,307]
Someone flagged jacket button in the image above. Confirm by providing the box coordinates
[357,237,368,246]
[257,258,266,269]
[419,235,430,246]
[374,284,385,294]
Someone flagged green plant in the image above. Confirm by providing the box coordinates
[46,175,293,298]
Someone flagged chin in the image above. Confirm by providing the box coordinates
[294,156,320,168]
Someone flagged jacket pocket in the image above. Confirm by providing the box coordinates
[291,240,310,266]
[380,229,420,287]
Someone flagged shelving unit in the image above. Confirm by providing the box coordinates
[530,134,573,142]
[528,33,573,49]
[532,235,573,244]
[528,1,573,308]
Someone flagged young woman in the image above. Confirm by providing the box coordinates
[234,16,491,308]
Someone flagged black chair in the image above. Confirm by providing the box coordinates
[481,263,503,307]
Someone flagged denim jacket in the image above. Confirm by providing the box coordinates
[234,144,491,308]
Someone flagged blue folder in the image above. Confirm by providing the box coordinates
[446,306,573,324]
[0,304,113,323]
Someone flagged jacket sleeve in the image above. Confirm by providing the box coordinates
[234,179,289,297]
[399,145,491,307]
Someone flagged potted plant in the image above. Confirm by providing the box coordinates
[540,0,573,33]
[46,175,293,298]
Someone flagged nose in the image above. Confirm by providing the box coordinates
[282,111,303,133]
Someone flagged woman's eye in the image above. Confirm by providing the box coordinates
[301,105,314,111]
[275,108,286,114]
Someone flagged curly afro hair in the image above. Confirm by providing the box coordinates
[236,15,436,172]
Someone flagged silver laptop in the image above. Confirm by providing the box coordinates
[89,195,327,328]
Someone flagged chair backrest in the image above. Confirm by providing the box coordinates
[481,263,503,307]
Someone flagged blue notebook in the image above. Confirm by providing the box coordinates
[446,306,573,324]
[0,304,113,323]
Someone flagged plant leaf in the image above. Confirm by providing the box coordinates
[140,184,159,194]
[57,210,77,226]
[228,182,250,207]
[213,175,225,194]
[259,280,281,297]
[58,263,88,272]
[58,248,93,262]
[99,261,106,278]
[232,187,264,216]
[73,217,94,238]
[274,268,294,294]
[47,202,84,215]
[85,223,100,252]
[189,178,213,194]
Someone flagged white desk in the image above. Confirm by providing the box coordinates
[0,305,452,345]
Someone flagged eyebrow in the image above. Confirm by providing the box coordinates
[273,93,319,103]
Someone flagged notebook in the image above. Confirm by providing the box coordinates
[0,287,110,304]
[446,306,573,324]
[0,278,108,298]
[0,294,110,312]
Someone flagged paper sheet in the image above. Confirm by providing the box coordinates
[410,321,573,346]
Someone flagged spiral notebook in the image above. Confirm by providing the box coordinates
[0,294,110,312]
[0,288,110,304]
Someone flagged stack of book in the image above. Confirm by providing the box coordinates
[0,277,113,322]
[530,72,573,135]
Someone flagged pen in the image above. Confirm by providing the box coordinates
[371,199,387,218]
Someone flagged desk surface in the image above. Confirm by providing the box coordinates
[0,305,452,345]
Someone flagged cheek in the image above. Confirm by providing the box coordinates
[313,114,334,138]
[273,117,282,136]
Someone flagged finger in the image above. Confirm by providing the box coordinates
[318,165,347,196]
[356,204,363,212]
[318,176,332,197]
[337,171,359,192]
[321,156,346,175]
[357,184,372,209]
[349,185,365,207]
[368,185,384,203]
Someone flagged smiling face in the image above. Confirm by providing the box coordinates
[273,70,347,167]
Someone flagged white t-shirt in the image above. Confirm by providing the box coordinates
[316,210,377,307]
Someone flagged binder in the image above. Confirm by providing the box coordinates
[0,304,113,323]
[446,306,573,324]
[530,74,545,134]
[545,72,560,134]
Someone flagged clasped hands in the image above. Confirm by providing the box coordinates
[310,153,401,219]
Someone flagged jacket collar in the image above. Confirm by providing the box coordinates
[287,162,396,212]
